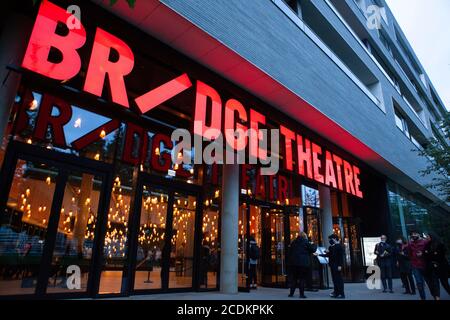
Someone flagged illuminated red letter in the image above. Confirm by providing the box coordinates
[34,95,72,147]
[353,165,363,198]
[224,99,248,151]
[278,175,289,201]
[249,109,267,161]
[194,81,222,140]
[280,125,295,171]
[135,73,192,114]
[122,123,148,166]
[343,160,356,195]
[71,120,120,150]
[268,175,276,200]
[84,28,134,108]
[22,0,86,80]
[324,151,337,188]
[151,134,173,172]
[332,154,344,191]
[255,170,266,199]
[296,135,313,179]
[312,143,324,184]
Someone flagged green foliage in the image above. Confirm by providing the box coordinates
[417,112,450,203]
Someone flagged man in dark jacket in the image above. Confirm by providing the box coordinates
[316,234,345,299]
[374,235,394,293]
[394,237,415,295]
[287,232,316,298]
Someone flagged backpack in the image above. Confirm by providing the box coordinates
[249,244,260,260]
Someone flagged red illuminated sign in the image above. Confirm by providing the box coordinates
[20,1,364,198]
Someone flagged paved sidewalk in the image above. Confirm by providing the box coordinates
[109,279,449,300]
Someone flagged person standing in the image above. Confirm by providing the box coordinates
[248,235,260,289]
[316,234,345,299]
[287,232,316,298]
[374,235,394,293]
[394,237,415,295]
[406,231,431,300]
[199,237,211,288]
[424,232,450,299]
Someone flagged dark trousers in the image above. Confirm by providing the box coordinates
[289,266,309,296]
[438,266,450,295]
[426,268,441,299]
[413,268,431,300]
[248,264,257,285]
[330,267,344,296]
[379,263,393,291]
[399,271,415,294]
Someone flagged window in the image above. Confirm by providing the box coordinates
[284,0,300,14]
[394,108,410,138]
[379,30,392,57]
[411,135,423,150]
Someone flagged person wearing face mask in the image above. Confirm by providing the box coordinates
[315,234,345,299]
[374,235,394,293]
[405,231,431,300]
[394,237,415,295]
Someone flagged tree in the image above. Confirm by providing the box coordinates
[417,112,450,203]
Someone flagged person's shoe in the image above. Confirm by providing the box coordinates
[335,294,345,299]
[389,290,394,293]
[403,291,411,294]
[299,295,307,299]
[382,289,387,293]
[329,292,337,297]
[288,294,294,297]
[411,292,416,295]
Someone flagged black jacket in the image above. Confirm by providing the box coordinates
[288,237,316,267]
[424,241,449,271]
[394,244,411,273]
[374,242,393,267]
[322,243,344,270]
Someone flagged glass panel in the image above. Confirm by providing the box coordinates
[199,207,219,289]
[305,208,320,244]
[0,159,57,295]
[261,208,286,286]
[249,205,261,287]
[342,221,352,280]
[99,173,131,294]
[289,213,300,242]
[168,192,196,289]
[304,208,322,288]
[133,186,168,290]
[238,203,248,288]
[46,171,103,293]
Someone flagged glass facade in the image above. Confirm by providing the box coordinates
[388,181,450,255]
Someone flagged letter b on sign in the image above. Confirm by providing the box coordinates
[66,265,81,290]
[22,1,86,80]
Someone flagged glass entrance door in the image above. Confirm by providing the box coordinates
[131,174,200,293]
[261,207,287,287]
[0,143,111,297]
